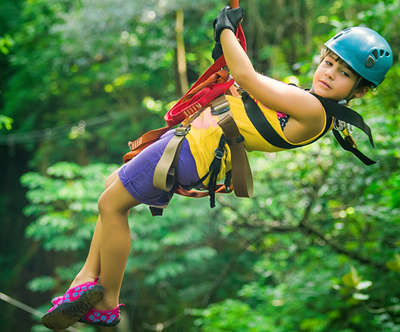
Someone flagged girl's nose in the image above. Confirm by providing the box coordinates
[324,66,336,80]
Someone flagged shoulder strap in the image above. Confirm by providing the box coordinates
[242,92,298,149]
[332,129,376,165]
[241,92,333,149]
[311,93,374,148]
[311,93,376,165]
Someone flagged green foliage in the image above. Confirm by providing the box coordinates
[0,35,14,55]
[0,115,13,130]
[2,0,400,331]
[193,299,273,332]
[27,276,56,293]
[21,162,117,252]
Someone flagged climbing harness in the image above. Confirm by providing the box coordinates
[148,92,253,216]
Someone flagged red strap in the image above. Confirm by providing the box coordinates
[165,78,234,127]
[164,20,246,126]
[175,184,232,198]
[230,0,239,8]
[123,126,170,162]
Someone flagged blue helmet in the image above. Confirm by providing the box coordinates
[325,27,393,86]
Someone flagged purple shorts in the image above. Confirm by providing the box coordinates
[118,130,200,207]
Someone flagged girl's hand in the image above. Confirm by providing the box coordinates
[213,6,243,42]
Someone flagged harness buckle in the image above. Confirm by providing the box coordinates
[174,125,191,137]
[214,147,225,160]
[211,96,230,115]
[334,119,346,131]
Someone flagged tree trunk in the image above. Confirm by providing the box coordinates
[175,8,188,95]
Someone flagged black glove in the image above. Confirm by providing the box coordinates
[212,42,223,60]
[213,6,244,42]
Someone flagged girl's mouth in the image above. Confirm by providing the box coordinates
[319,80,331,89]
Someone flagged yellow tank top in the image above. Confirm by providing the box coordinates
[185,94,331,186]
[185,107,231,186]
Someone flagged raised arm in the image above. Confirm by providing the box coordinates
[220,29,325,126]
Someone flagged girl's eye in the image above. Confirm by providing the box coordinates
[325,60,332,66]
[341,71,350,77]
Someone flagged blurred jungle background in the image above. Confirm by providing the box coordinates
[1,0,399,331]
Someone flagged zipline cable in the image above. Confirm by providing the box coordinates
[0,112,125,146]
[0,291,81,332]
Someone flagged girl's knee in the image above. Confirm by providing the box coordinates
[98,192,116,217]
[97,192,108,216]
[97,189,130,217]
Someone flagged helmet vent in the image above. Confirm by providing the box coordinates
[372,49,379,59]
[385,51,390,57]
[366,56,375,68]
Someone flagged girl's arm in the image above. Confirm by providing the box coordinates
[220,29,325,128]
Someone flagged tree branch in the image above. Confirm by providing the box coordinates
[298,219,387,271]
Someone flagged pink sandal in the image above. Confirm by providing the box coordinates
[50,278,99,306]
[79,304,124,327]
[42,279,104,330]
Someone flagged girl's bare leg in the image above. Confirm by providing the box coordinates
[69,217,102,287]
[69,169,121,288]
[95,176,140,310]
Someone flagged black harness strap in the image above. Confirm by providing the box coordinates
[242,92,297,149]
[207,135,227,208]
[332,129,376,165]
[242,92,333,149]
[311,93,375,148]
[311,93,376,165]
[242,90,375,165]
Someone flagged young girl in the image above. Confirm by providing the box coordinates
[41,6,393,329]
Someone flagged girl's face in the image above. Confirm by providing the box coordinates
[312,54,360,101]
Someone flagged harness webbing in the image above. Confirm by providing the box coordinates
[243,92,298,149]
[243,89,375,165]
[242,92,333,150]
[332,129,376,165]
[208,135,228,208]
[311,94,375,147]
[311,93,376,165]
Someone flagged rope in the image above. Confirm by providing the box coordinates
[0,112,124,146]
[0,291,81,332]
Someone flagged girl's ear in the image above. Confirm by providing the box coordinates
[353,86,369,99]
